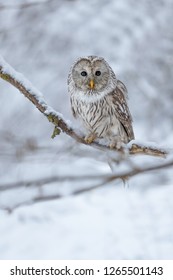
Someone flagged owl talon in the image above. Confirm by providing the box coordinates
[84,134,96,144]
[109,141,122,150]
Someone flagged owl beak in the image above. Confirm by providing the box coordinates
[89,79,95,89]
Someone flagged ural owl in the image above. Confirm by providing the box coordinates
[68,56,134,148]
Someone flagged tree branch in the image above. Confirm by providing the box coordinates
[0,153,173,193]
[0,55,167,157]
[1,156,173,212]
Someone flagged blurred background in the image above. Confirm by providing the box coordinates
[0,0,173,259]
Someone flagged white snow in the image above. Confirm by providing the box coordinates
[0,54,67,123]
[0,184,173,259]
[0,0,173,260]
[0,54,44,99]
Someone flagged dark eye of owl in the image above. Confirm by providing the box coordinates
[95,70,101,76]
[81,71,87,76]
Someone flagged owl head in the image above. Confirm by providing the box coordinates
[68,56,117,95]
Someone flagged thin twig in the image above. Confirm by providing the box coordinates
[0,175,103,191]
[1,156,173,212]
[0,155,172,192]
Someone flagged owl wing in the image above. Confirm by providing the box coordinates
[111,80,135,141]
[71,104,77,118]
[70,96,77,118]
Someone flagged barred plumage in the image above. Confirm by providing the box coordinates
[68,56,134,148]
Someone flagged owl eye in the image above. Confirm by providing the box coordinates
[95,70,101,76]
[81,71,87,77]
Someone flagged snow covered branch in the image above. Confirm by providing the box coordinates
[0,55,167,157]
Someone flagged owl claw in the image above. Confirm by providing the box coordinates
[109,140,122,150]
[84,134,97,144]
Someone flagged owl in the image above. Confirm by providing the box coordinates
[68,56,134,148]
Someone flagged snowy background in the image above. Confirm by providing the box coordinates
[0,0,173,259]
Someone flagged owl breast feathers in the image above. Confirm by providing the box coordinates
[68,55,134,148]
